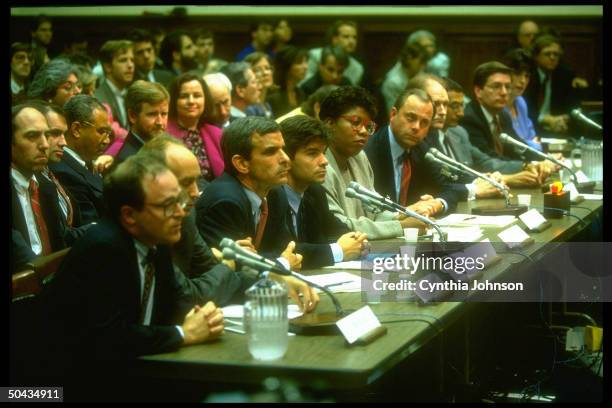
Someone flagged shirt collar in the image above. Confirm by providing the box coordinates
[242,185,262,214]
[133,238,156,266]
[63,146,87,168]
[11,77,23,94]
[388,125,407,165]
[11,167,36,191]
[231,106,247,118]
[437,129,447,145]
[283,185,303,215]
[479,103,496,125]
[131,131,146,145]
[537,67,548,82]
[106,78,127,97]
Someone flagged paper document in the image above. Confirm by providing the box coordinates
[581,193,603,200]
[437,213,517,228]
[322,260,363,270]
[293,271,363,293]
[540,137,568,145]
[221,304,304,320]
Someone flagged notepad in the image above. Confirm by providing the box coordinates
[437,213,517,228]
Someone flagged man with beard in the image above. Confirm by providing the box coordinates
[128,28,175,89]
[159,30,197,77]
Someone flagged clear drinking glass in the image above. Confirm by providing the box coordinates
[580,139,603,181]
[243,277,289,361]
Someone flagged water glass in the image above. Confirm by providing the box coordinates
[244,278,289,361]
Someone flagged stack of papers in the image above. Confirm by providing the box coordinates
[293,271,363,293]
[437,213,517,228]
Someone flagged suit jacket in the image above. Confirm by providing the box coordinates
[95,80,127,128]
[321,150,404,240]
[446,126,524,175]
[460,100,539,162]
[11,176,66,272]
[167,120,225,178]
[523,64,579,133]
[172,210,256,306]
[49,152,105,224]
[365,126,465,211]
[114,131,144,167]
[267,184,351,268]
[41,218,191,370]
[135,69,175,90]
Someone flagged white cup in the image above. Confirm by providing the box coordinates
[517,194,531,208]
[403,228,419,242]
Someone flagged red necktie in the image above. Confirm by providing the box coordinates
[140,249,156,324]
[47,170,74,227]
[492,115,504,156]
[28,179,52,255]
[253,198,268,250]
[399,152,412,207]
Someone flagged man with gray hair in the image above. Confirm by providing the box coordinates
[407,30,450,78]
[203,72,232,128]
[220,62,262,122]
[49,94,112,223]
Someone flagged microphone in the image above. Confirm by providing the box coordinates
[498,133,583,187]
[571,108,602,131]
[346,182,447,242]
[220,237,276,268]
[221,247,289,275]
[428,148,511,206]
[424,152,463,181]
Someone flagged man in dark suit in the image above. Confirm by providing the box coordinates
[95,40,135,129]
[366,87,465,216]
[196,117,318,312]
[41,154,224,387]
[114,80,169,166]
[128,28,175,89]
[11,103,66,272]
[275,115,367,267]
[49,95,111,224]
[459,61,554,184]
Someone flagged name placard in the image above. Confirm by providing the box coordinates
[497,225,531,248]
[519,208,548,230]
[336,305,381,344]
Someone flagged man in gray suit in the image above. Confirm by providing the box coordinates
[95,40,135,129]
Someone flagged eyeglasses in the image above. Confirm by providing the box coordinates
[484,83,511,92]
[340,115,377,135]
[79,121,113,138]
[60,80,81,93]
[541,51,562,58]
[146,190,190,217]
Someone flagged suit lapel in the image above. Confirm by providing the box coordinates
[64,153,104,194]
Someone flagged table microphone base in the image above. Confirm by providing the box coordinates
[471,205,528,217]
[289,310,353,335]
[577,181,596,194]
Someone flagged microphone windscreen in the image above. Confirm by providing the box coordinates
[222,247,236,260]
[345,188,357,198]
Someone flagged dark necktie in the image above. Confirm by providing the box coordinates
[253,198,268,250]
[140,248,157,324]
[537,73,549,110]
[441,136,455,160]
[492,115,504,156]
[28,179,52,255]
[399,151,412,207]
[47,170,74,227]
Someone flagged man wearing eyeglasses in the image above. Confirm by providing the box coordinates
[50,95,112,224]
[41,154,224,395]
[320,86,427,240]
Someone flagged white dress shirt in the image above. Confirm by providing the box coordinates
[12,168,43,255]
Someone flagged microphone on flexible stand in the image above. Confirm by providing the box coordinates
[499,133,595,194]
[221,240,351,334]
[571,108,602,131]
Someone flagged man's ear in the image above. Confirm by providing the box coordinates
[231,154,250,175]
[69,122,81,139]
[235,85,246,99]
[102,62,112,76]
[473,86,482,101]
[389,106,398,122]
[127,109,137,128]
[120,205,138,230]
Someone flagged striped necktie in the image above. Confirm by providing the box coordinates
[28,179,52,255]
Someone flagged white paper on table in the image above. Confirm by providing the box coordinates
[575,170,591,183]
[437,213,517,228]
[293,271,363,293]
[441,226,483,242]
[540,137,568,145]
[581,193,603,200]
[221,304,304,320]
[322,260,363,270]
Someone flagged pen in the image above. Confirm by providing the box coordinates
[463,216,477,221]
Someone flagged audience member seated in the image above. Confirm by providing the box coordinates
[114,80,170,166]
[30,15,53,74]
[221,62,262,122]
[193,29,228,75]
[276,84,338,123]
[40,154,225,388]
[128,28,174,89]
[300,45,352,98]
[503,48,543,151]
[49,95,111,224]
[95,40,134,130]
[406,30,450,78]
[381,40,427,114]
[73,64,97,97]
[523,34,582,136]
[367,82,466,218]
[159,30,198,77]
[203,72,232,128]
[236,20,275,62]
[516,20,540,50]
[167,73,224,184]
[319,86,427,240]
[11,42,32,105]
[27,58,81,107]
[305,20,366,87]
[267,46,308,118]
[275,115,368,267]
[272,19,293,53]
[244,52,275,118]
[195,117,319,309]
[11,103,66,272]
